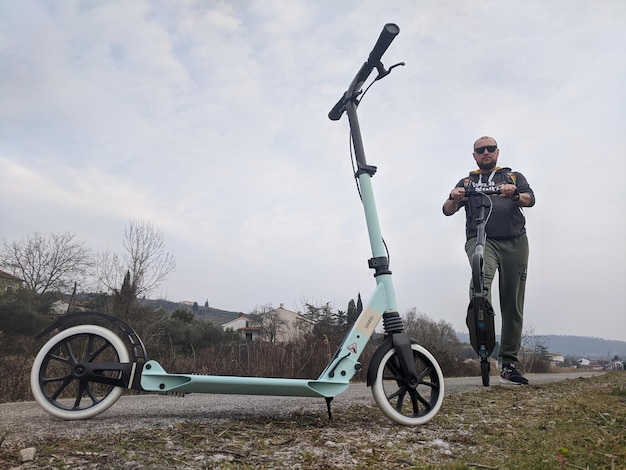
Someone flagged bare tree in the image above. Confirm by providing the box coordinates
[403,307,465,376]
[403,307,460,349]
[0,232,93,295]
[98,219,176,299]
[250,303,288,343]
[519,324,549,373]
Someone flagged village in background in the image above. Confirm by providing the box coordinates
[51,287,626,373]
[2,267,625,373]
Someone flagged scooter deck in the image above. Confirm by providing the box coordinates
[140,360,351,398]
[466,297,496,357]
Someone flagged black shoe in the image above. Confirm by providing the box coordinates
[500,364,529,385]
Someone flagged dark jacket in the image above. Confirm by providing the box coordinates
[454,167,535,240]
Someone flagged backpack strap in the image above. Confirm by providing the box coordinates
[505,172,517,185]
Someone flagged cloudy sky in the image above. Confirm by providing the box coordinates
[1,1,625,341]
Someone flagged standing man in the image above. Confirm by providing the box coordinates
[443,136,535,385]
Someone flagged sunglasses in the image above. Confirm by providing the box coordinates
[474,145,497,154]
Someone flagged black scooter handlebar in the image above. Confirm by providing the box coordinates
[328,92,349,122]
[368,23,400,66]
[328,23,400,121]
[464,189,501,197]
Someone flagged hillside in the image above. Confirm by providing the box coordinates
[542,335,626,358]
[456,332,626,359]
[141,299,626,358]
[141,299,241,326]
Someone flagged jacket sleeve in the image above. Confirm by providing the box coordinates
[442,177,469,215]
[513,171,535,207]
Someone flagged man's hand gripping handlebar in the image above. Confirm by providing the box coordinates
[449,185,519,204]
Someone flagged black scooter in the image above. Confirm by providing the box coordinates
[464,189,499,386]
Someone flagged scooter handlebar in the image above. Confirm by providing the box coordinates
[328,93,348,122]
[328,23,400,121]
[368,23,400,66]
[464,189,501,197]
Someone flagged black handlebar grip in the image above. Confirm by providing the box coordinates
[328,24,400,121]
[329,93,347,121]
[367,23,400,65]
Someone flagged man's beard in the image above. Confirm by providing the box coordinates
[478,160,497,171]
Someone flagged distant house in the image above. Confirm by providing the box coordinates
[606,360,625,371]
[222,304,315,342]
[0,269,23,295]
[548,353,565,364]
[576,357,608,370]
[222,313,263,341]
[49,299,87,316]
[577,358,591,367]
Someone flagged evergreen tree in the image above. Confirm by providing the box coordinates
[112,270,137,319]
[347,299,358,325]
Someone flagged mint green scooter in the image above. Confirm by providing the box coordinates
[30,24,444,426]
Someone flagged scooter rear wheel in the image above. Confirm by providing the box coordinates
[371,342,444,425]
[31,325,129,420]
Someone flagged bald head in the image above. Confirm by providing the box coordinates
[473,136,498,150]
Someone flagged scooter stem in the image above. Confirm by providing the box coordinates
[345,99,396,312]
[345,96,419,387]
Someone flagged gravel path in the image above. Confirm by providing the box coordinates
[0,371,603,446]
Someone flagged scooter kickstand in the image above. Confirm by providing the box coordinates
[325,397,333,421]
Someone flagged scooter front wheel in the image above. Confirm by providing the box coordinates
[371,342,444,425]
[471,252,484,294]
[481,359,490,386]
[31,324,130,420]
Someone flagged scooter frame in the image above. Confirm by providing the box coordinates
[30,24,445,426]
[464,189,499,386]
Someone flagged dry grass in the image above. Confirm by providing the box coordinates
[2,372,625,469]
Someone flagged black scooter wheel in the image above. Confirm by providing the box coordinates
[472,253,483,293]
[31,325,129,420]
[481,359,490,387]
[370,342,445,425]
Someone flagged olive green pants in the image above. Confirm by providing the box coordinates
[465,234,529,365]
